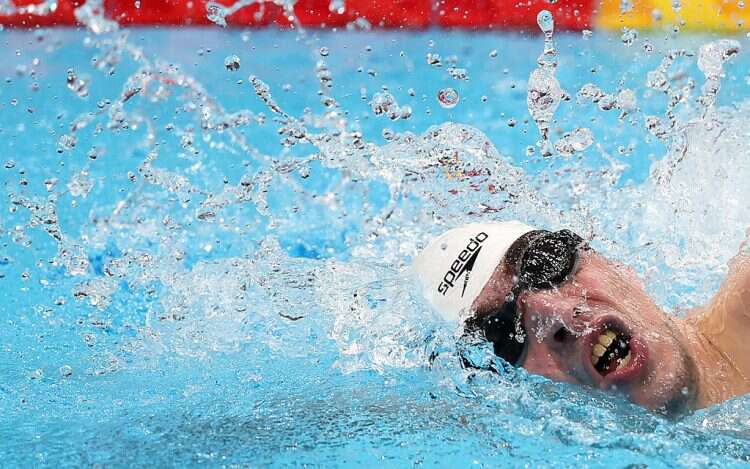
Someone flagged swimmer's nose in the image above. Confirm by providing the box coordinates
[517,291,584,384]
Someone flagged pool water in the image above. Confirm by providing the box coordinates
[3,22,750,467]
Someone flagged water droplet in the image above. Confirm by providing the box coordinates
[537,10,554,35]
[426,52,442,67]
[59,365,73,378]
[206,2,228,27]
[437,88,459,109]
[697,39,740,80]
[57,134,77,152]
[554,127,594,155]
[68,171,94,198]
[329,0,345,13]
[447,67,469,81]
[66,68,89,98]
[224,55,241,71]
[621,28,638,47]
[370,91,395,115]
[582,29,592,40]
[527,68,562,130]
[84,333,97,347]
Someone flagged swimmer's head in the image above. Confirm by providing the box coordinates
[409,221,535,322]
[411,222,697,413]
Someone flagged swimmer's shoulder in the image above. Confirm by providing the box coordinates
[695,247,750,378]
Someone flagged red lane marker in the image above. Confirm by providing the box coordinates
[1,0,592,29]
[489,0,593,30]
[294,0,351,27]
[107,0,210,25]
[347,0,431,29]
[0,0,81,27]
[434,0,495,28]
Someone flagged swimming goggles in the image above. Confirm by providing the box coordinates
[469,229,586,366]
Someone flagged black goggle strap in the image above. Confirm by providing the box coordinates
[481,285,526,364]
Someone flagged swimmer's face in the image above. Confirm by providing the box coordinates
[472,250,695,412]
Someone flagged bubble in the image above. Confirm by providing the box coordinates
[489,49,498,58]
[59,365,73,378]
[437,88,459,109]
[582,29,592,40]
[224,55,241,72]
[319,47,329,57]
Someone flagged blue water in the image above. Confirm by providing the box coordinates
[3,27,750,467]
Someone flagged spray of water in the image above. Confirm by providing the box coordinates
[5,2,750,464]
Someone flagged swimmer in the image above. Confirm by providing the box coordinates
[411,222,750,413]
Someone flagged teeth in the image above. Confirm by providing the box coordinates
[590,329,629,369]
[591,343,607,364]
[598,333,613,348]
[616,352,632,370]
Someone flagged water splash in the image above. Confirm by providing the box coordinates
[370,91,412,120]
[206,0,298,27]
[527,10,562,156]
[5,9,750,466]
[697,39,740,113]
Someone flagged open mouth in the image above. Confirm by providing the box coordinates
[590,326,631,377]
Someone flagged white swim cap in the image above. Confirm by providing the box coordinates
[410,221,535,322]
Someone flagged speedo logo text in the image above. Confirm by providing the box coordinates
[437,232,488,297]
